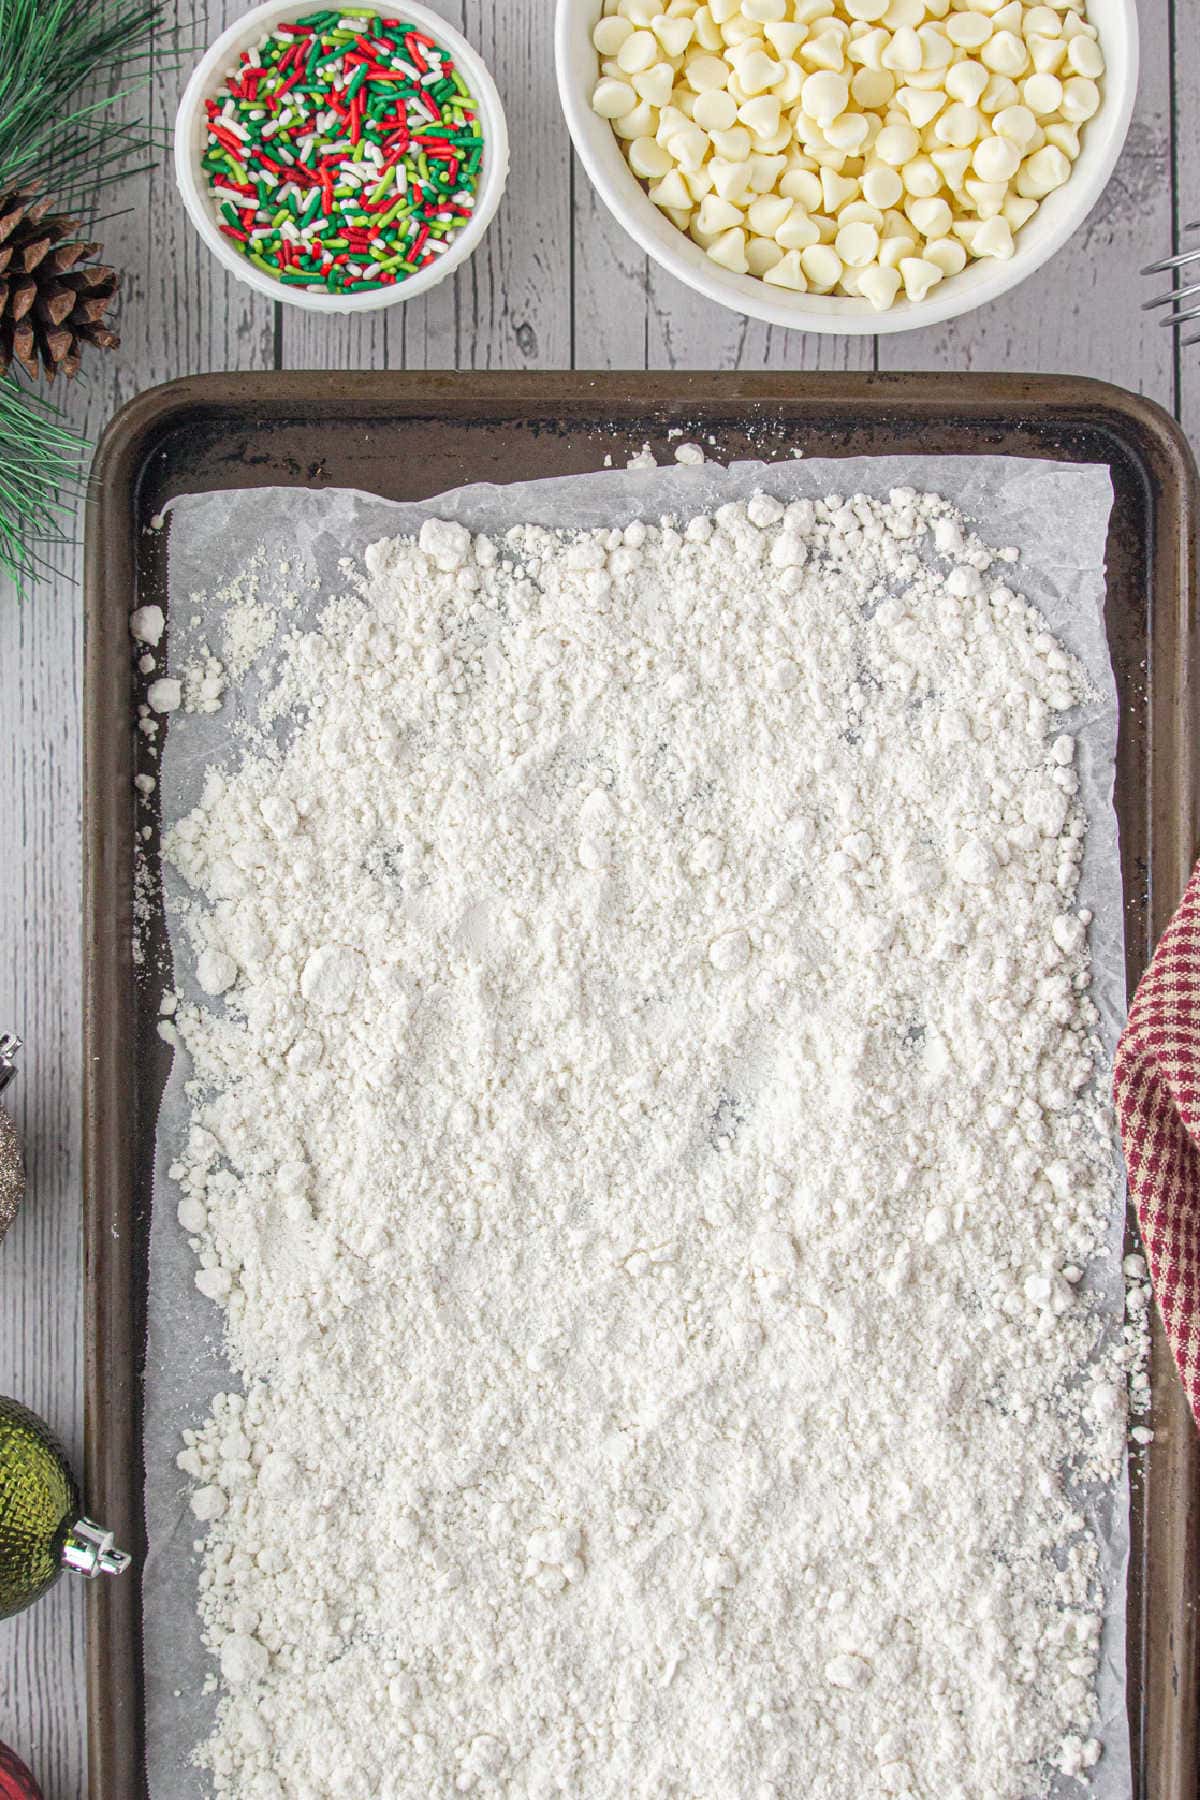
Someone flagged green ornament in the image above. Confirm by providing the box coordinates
[0,1397,130,1620]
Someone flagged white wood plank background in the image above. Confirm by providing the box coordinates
[0,0,1189,1792]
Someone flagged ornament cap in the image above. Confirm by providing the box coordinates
[60,1517,132,1582]
[0,1034,19,1099]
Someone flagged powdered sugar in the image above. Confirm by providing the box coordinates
[150,465,1133,1800]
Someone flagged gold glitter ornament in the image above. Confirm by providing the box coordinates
[0,1035,22,1243]
[0,1397,130,1620]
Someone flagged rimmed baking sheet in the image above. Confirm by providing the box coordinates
[83,371,1200,1800]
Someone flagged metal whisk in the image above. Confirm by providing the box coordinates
[1143,226,1200,346]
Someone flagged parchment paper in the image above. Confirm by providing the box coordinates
[144,452,1127,1800]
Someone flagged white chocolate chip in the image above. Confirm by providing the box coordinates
[593,76,637,119]
[800,241,844,288]
[973,134,1022,182]
[741,93,783,139]
[654,15,696,58]
[748,192,792,235]
[993,103,1038,146]
[801,69,850,125]
[906,195,952,237]
[896,84,946,129]
[825,110,871,152]
[902,156,943,198]
[685,53,731,93]
[764,21,808,58]
[862,164,903,208]
[1061,75,1100,121]
[947,10,993,47]
[899,254,943,300]
[923,235,968,276]
[852,66,895,108]
[821,167,859,212]
[747,235,784,275]
[617,29,659,74]
[881,24,923,70]
[1067,34,1105,79]
[859,261,902,308]
[763,247,808,288]
[983,30,1029,77]
[707,225,750,271]
[698,193,745,234]
[1044,120,1081,159]
[972,213,1016,257]
[694,89,738,131]
[946,60,990,105]
[876,121,920,164]
[935,102,983,147]
[630,135,674,178]
[775,205,822,249]
[1017,143,1071,198]
[1022,70,1063,114]
[836,219,880,265]
[593,16,633,56]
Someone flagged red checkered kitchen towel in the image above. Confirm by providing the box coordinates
[1113,856,1200,1425]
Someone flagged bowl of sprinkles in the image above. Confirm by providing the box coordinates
[175,0,508,310]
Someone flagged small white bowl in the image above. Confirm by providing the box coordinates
[556,0,1137,336]
[175,0,509,314]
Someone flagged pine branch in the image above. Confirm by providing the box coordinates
[0,376,89,594]
[0,0,169,593]
[0,0,168,202]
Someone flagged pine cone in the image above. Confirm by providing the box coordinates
[0,188,120,383]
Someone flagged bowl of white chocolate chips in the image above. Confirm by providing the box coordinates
[556,0,1136,332]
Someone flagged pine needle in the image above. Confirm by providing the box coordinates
[0,0,167,201]
[0,377,90,594]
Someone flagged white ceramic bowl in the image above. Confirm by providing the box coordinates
[557,0,1137,335]
[175,0,509,314]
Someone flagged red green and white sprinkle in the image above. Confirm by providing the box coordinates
[201,10,485,294]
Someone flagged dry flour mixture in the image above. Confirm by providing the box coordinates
[153,468,1136,1800]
